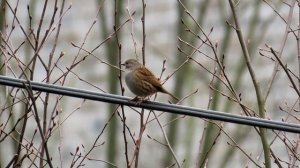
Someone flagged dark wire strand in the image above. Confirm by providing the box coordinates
[0,75,300,133]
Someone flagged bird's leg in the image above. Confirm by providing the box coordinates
[130,96,149,105]
[131,96,141,101]
[130,96,145,105]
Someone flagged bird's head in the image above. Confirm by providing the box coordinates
[121,59,141,70]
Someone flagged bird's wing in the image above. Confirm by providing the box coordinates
[135,66,163,90]
[134,66,178,100]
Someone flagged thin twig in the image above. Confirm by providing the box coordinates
[264,0,297,100]
[153,112,182,168]
[23,81,53,168]
[227,0,271,167]
[141,0,146,65]
[270,47,300,97]
[114,0,129,166]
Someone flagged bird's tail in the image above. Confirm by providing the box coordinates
[168,92,179,101]
[158,86,179,101]
[163,89,179,101]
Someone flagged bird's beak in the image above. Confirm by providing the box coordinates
[120,63,127,71]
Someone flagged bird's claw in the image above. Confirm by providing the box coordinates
[129,96,146,105]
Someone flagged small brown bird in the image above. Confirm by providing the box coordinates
[121,59,178,101]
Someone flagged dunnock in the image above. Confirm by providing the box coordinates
[121,59,178,101]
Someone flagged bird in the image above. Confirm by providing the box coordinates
[121,59,178,102]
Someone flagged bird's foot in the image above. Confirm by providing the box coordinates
[130,96,149,105]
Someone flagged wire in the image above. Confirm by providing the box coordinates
[0,75,299,133]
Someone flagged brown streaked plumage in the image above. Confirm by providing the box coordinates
[121,59,178,100]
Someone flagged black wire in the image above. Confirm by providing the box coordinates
[0,75,299,133]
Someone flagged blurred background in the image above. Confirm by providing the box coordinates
[0,0,299,167]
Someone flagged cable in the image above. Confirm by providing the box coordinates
[0,75,299,133]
